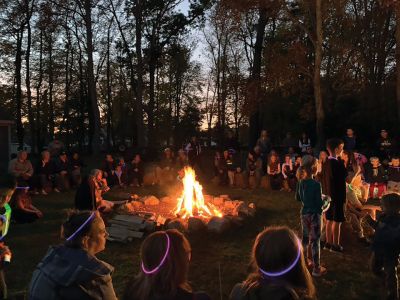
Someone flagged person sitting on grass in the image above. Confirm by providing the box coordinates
[70,151,84,187]
[111,164,129,188]
[282,154,297,192]
[75,169,114,212]
[34,150,53,195]
[53,151,70,193]
[8,150,34,187]
[365,157,387,199]
[101,153,116,186]
[29,210,117,300]
[128,154,144,187]
[123,229,211,300]
[295,155,327,277]
[215,150,229,186]
[346,174,381,245]
[245,150,262,188]
[267,152,282,190]
[155,148,176,185]
[369,193,400,300]
[11,185,43,224]
[230,226,316,300]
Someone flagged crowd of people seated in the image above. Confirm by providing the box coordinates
[5,129,400,299]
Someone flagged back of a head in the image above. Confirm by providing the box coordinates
[381,193,400,215]
[245,226,315,299]
[124,229,191,300]
[0,175,16,207]
[326,138,343,154]
[61,210,100,248]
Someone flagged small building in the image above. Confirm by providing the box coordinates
[0,119,13,174]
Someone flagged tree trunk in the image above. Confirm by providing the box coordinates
[314,0,325,149]
[16,28,24,149]
[395,3,400,122]
[135,0,146,148]
[48,35,55,140]
[248,7,267,150]
[36,29,43,151]
[148,49,157,148]
[25,9,35,152]
[106,20,113,150]
[83,0,101,154]
[62,23,71,148]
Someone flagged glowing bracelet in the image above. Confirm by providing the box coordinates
[141,233,170,275]
[259,238,302,277]
[66,212,96,241]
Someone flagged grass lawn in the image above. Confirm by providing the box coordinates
[6,183,383,299]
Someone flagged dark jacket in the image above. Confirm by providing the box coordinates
[295,179,323,215]
[54,158,69,174]
[75,176,96,211]
[371,214,400,258]
[36,160,53,177]
[387,166,400,182]
[320,157,347,203]
[365,164,387,184]
[124,288,210,300]
[29,245,117,300]
[230,282,299,300]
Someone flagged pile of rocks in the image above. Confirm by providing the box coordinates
[107,194,256,242]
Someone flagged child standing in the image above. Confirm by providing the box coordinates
[295,155,327,277]
[324,138,347,253]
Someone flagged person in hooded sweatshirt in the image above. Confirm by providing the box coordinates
[28,210,117,300]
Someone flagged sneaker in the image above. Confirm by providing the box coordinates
[312,266,327,277]
[41,189,48,195]
[54,188,61,193]
[323,243,332,250]
[330,244,344,253]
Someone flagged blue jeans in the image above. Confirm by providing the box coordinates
[301,213,322,268]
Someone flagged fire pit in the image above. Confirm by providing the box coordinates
[107,167,256,242]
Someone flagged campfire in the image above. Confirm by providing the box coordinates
[174,167,222,219]
[107,166,256,242]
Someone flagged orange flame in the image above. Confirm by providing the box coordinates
[174,167,223,219]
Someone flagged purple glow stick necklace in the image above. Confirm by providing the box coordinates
[66,212,96,241]
[259,238,302,277]
[141,233,170,275]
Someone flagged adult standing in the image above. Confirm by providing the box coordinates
[299,133,311,154]
[376,129,395,163]
[29,210,117,300]
[344,128,356,151]
[185,136,201,167]
[256,130,272,162]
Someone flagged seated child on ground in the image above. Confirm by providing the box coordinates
[267,152,282,190]
[128,154,144,187]
[230,226,316,300]
[11,186,43,224]
[346,174,381,241]
[365,157,387,199]
[245,150,262,188]
[282,154,297,192]
[370,193,400,300]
